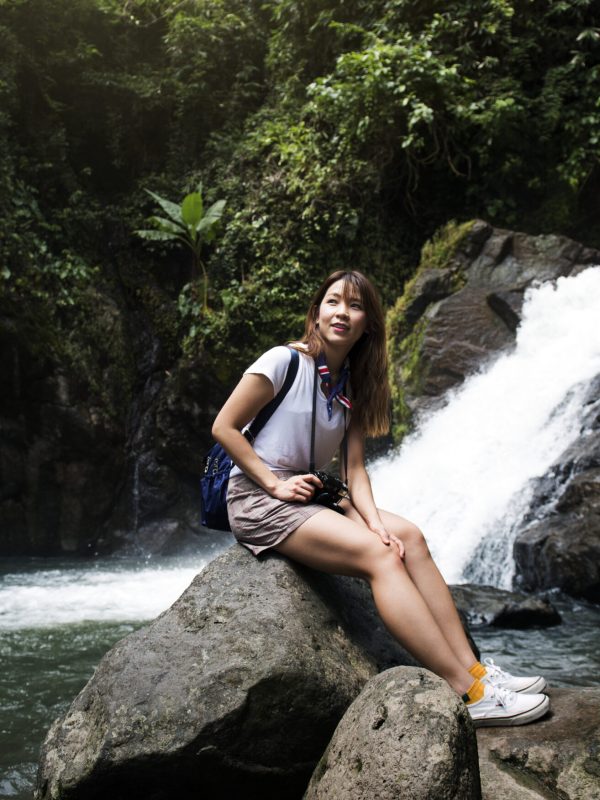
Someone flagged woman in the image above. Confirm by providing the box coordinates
[212,270,549,727]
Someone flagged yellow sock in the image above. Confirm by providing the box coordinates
[468,661,487,680]
[463,678,485,705]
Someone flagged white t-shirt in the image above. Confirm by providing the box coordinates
[229,346,348,478]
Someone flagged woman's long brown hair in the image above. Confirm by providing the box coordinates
[294,270,390,437]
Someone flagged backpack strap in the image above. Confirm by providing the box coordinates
[244,347,300,444]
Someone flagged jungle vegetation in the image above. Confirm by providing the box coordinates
[1,0,599,382]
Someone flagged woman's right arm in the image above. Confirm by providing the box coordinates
[212,373,321,502]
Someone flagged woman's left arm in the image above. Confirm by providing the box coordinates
[345,419,405,559]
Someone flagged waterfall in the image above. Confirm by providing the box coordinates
[370,266,600,588]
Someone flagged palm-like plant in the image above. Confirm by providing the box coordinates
[136,184,226,311]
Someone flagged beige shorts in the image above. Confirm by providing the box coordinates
[227,470,326,555]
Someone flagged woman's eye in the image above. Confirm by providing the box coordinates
[351,302,363,310]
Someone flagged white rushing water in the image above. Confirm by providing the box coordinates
[0,552,229,630]
[370,266,600,587]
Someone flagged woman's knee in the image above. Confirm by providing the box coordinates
[385,516,430,559]
[361,538,407,581]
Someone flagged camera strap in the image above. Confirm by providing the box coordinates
[310,361,318,473]
[310,360,348,480]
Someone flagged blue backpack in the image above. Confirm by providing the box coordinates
[200,348,300,531]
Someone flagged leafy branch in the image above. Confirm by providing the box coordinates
[136,184,226,311]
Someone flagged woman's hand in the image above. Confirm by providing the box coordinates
[271,473,323,503]
[368,520,405,560]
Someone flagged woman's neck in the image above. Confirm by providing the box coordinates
[321,343,348,375]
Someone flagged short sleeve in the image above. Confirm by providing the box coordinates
[244,346,292,395]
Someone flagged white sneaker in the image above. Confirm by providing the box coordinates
[468,683,550,728]
[482,657,547,694]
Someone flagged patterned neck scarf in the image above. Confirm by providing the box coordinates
[316,352,352,420]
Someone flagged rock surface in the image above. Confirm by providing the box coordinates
[0,294,131,555]
[35,546,420,800]
[513,374,600,601]
[450,584,561,628]
[304,667,481,800]
[388,220,600,424]
[0,284,225,556]
[477,688,600,800]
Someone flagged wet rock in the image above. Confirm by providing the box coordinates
[450,584,561,628]
[513,487,600,603]
[418,287,516,397]
[513,376,600,602]
[389,220,600,421]
[0,305,130,555]
[477,688,600,800]
[154,357,227,476]
[35,545,421,800]
[304,667,481,800]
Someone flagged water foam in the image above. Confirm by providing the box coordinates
[0,558,211,630]
[370,266,600,586]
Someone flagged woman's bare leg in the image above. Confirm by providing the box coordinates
[273,508,475,696]
[345,504,478,671]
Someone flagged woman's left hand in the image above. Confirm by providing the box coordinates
[368,521,405,560]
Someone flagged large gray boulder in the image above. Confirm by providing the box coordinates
[388,220,600,425]
[450,584,561,628]
[35,545,422,800]
[304,667,481,800]
[477,688,600,800]
[513,375,600,601]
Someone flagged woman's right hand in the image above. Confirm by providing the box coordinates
[271,473,323,503]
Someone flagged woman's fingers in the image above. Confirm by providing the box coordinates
[276,473,323,503]
[390,535,405,559]
[371,525,405,560]
[371,526,390,544]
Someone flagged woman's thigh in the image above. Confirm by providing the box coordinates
[273,507,404,579]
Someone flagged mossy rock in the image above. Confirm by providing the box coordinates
[387,219,481,440]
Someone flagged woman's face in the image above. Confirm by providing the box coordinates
[316,278,368,353]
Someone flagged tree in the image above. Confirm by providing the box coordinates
[136,184,226,310]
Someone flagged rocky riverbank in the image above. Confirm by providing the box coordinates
[34,545,599,800]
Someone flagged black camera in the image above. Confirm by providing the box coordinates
[311,470,349,514]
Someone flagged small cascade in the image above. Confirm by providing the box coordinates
[370,266,600,587]
[132,456,141,535]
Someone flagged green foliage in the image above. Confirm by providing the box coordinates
[419,219,475,275]
[1,0,599,398]
[136,183,226,309]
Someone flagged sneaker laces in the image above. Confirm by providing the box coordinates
[488,683,517,708]
[483,657,513,683]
